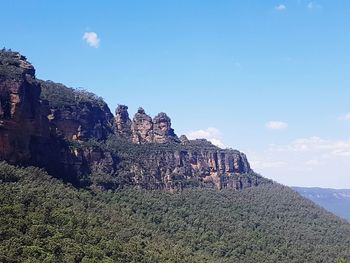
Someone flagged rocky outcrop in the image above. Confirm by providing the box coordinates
[131,107,154,144]
[179,135,189,144]
[116,107,180,144]
[153,112,179,143]
[115,105,132,138]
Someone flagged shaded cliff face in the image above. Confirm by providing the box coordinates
[0,49,271,191]
[40,80,115,141]
[0,52,50,163]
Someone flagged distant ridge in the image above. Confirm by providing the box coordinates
[293,187,350,221]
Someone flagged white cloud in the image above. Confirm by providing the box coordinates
[338,113,350,121]
[307,2,322,9]
[248,152,287,170]
[275,4,287,11]
[246,136,350,188]
[186,127,225,148]
[269,136,350,156]
[265,121,288,130]
[83,32,100,48]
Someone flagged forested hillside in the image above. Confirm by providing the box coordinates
[1,162,349,263]
[294,187,350,221]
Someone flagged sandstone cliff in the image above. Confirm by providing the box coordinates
[0,51,50,163]
[0,49,271,191]
[40,80,115,141]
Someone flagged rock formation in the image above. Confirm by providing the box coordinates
[131,107,154,144]
[115,104,132,138]
[179,135,189,144]
[153,112,179,143]
[116,106,180,144]
[0,49,271,191]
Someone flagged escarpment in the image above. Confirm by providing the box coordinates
[0,49,271,190]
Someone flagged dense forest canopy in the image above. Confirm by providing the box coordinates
[1,162,349,263]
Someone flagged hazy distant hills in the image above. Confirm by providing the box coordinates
[293,187,350,221]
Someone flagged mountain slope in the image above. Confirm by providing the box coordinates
[293,187,350,221]
[1,162,350,263]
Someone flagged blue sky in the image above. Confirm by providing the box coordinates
[1,0,350,188]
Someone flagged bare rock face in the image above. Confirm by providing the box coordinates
[153,112,179,143]
[40,80,115,142]
[47,102,114,141]
[0,53,49,163]
[126,147,266,191]
[115,105,132,138]
[131,107,154,144]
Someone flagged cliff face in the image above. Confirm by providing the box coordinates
[128,147,262,191]
[0,51,117,185]
[0,50,270,191]
[47,102,114,141]
[0,52,50,163]
[40,80,115,141]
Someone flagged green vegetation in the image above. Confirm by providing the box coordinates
[39,80,106,110]
[1,162,349,262]
[0,49,24,80]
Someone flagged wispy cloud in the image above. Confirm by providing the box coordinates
[265,121,288,130]
[83,32,100,48]
[246,136,350,188]
[338,113,350,121]
[186,127,225,148]
[307,2,322,9]
[269,136,350,157]
[275,4,287,11]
